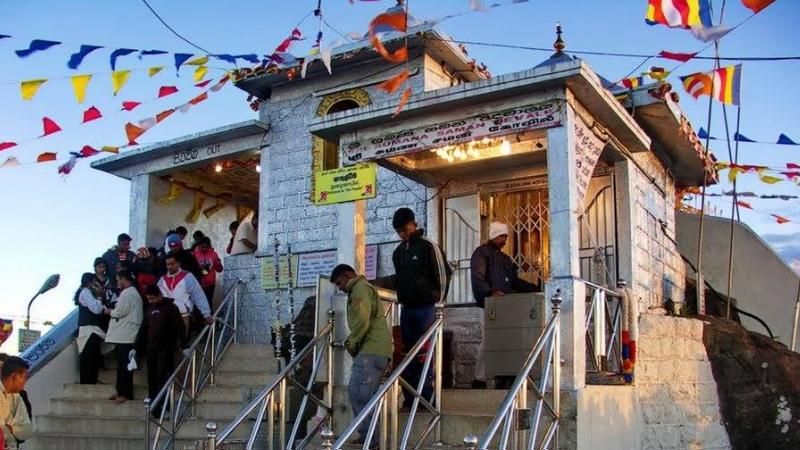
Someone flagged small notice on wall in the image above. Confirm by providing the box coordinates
[297,250,338,287]
[365,245,378,280]
[574,116,606,201]
[260,255,299,290]
[261,245,379,290]
[313,163,377,205]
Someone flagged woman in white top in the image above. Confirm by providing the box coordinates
[106,270,144,403]
[75,273,109,384]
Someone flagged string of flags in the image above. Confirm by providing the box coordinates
[680,187,799,201]
[715,161,800,185]
[698,128,798,146]
[645,0,774,42]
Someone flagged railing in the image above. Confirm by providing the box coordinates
[209,310,336,450]
[20,309,78,377]
[332,303,445,450]
[476,291,561,450]
[583,280,624,374]
[145,279,243,450]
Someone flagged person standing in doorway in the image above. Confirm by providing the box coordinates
[0,356,32,448]
[391,207,451,410]
[470,221,538,388]
[193,236,223,304]
[106,270,144,403]
[230,213,258,255]
[330,264,392,448]
[226,221,239,255]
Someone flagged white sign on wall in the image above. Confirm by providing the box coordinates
[294,245,380,287]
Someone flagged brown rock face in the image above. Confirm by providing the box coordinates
[702,316,800,450]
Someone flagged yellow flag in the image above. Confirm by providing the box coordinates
[111,70,132,96]
[760,174,782,184]
[101,146,119,154]
[193,66,208,82]
[20,79,47,100]
[148,66,164,77]
[186,56,209,66]
[728,167,743,183]
[70,74,92,104]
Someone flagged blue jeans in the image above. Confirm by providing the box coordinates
[349,354,390,440]
[400,304,435,408]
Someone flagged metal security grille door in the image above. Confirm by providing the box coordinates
[489,188,550,288]
[444,195,480,304]
[579,174,617,287]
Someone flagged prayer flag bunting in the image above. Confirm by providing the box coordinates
[0,142,17,152]
[659,50,697,62]
[70,74,92,103]
[177,102,192,113]
[20,79,47,100]
[125,123,145,144]
[67,45,102,69]
[378,69,410,93]
[321,47,333,74]
[394,87,412,117]
[788,163,800,170]
[102,146,119,154]
[16,39,61,58]
[174,53,193,72]
[728,166,745,182]
[734,132,755,143]
[742,0,775,13]
[1,319,13,345]
[121,101,141,111]
[735,201,753,210]
[111,70,132,96]
[156,109,174,123]
[80,145,100,157]
[644,67,670,81]
[195,79,212,88]
[193,66,208,82]
[759,173,782,184]
[189,92,208,105]
[148,66,165,77]
[698,127,711,139]
[645,0,714,29]
[369,10,408,63]
[0,35,10,41]
[186,56,209,66]
[58,154,78,175]
[109,48,137,71]
[37,152,57,162]
[140,49,168,57]
[82,106,102,123]
[138,118,157,131]
[209,76,229,92]
[777,134,798,145]
[41,117,62,136]
[680,64,742,105]
[158,86,179,98]
[1,157,20,168]
[772,214,790,224]
[620,76,646,89]
[275,29,302,53]
[469,0,490,11]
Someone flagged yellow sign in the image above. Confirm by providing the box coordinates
[313,163,377,205]
[260,255,299,290]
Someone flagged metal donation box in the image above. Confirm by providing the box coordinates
[484,292,547,379]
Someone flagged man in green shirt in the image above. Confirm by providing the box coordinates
[330,264,392,447]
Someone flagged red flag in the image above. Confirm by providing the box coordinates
[275,28,302,53]
[189,92,208,105]
[742,0,775,13]
[787,163,800,170]
[378,69,410,93]
[121,101,141,111]
[0,142,16,151]
[80,145,100,157]
[735,201,753,210]
[195,79,212,88]
[772,214,790,224]
[125,122,145,145]
[41,117,62,136]
[369,11,408,63]
[393,87,412,117]
[82,106,102,123]
[36,152,57,162]
[158,86,179,98]
[659,50,697,62]
[156,109,175,123]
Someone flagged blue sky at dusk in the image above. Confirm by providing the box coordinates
[1,0,798,353]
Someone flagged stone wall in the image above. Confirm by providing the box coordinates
[630,153,686,312]
[636,313,731,450]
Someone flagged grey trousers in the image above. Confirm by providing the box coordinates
[349,353,390,440]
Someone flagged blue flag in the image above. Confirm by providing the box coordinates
[16,39,62,58]
[67,45,103,69]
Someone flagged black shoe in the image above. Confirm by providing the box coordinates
[471,380,487,389]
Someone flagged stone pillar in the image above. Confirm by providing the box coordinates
[337,200,367,273]
[257,146,271,254]
[614,160,636,288]
[546,104,586,392]
[129,174,150,249]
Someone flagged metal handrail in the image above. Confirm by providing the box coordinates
[333,303,445,450]
[582,280,624,374]
[145,279,243,450]
[477,291,562,450]
[212,310,336,450]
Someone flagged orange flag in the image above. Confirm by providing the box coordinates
[772,214,790,224]
[742,0,775,14]
[36,152,57,162]
[125,122,145,145]
[156,109,174,123]
[735,200,752,210]
[393,87,412,117]
[369,10,408,63]
[189,92,208,105]
[378,69,410,93]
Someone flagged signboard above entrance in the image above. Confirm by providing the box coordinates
[341,100,563,164]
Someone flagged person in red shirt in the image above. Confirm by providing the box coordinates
[193,236,223,303]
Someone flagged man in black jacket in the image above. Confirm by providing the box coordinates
[391,208,452,409]
[470,221,539,388]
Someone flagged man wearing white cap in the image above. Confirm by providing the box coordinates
[470,221,539,388]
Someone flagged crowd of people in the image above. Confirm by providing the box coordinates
[72,219,253,413]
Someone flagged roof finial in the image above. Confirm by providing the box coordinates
[554,22,565,54]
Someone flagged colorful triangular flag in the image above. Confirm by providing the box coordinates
[1,157,20,168]
[174,53,193,72]
[111,70,132,96]
[777,134,798,145]
[659,50,697,62]
[101,146,119,154]
[16,39,61,58]
[20,79,47,100]
[41,117,62,136]
[82,106,102,123]
[37,152,57,162]
[742,0,775,14]
[378,69,410,93]
[125,123,145,145]
[158,86,179,98]
[80,145,100,157]
[58,154,78,175]
[186,56,209,66]
[109,48,137,71]
[195,80,212,88]
[67,45,103,69]
[193,66,208,82]
[393,87,412,117]
[70,74,92,103]
[156,109,175,123]
[189,92,208,105]
[121,101,141,111]
[772,214,790,224]
[148,66,165,77]
[734,132,755,143]
[0,142,17,152]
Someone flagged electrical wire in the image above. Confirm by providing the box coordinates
[140,0,214,55]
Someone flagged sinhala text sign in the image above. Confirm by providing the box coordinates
[341,100,563,164]
[313,163,377,205]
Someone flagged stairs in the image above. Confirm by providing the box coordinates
[25,344,279,450]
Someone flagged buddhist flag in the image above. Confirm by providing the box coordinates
[37,152,58,162]
[742,0,775,14]
[148,66,164,77]
[21,79,47,100]
[0,142,17,152]
[111,70,132,96]
[71,74,92,103]
[41,117,62,136]
[193,66,208,82]
[0,319,12,345]
[82,106,102,123]
[620,76,646,89]
[680,64,742,105]
[121,101,141,111]
[393,87,412,117]
[645,0,714,29]
[67,45,102,69]
[186,56,209,66]
[369,10,408,63]
[158,86,179,98]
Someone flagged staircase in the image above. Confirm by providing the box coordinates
[25,344,279,450]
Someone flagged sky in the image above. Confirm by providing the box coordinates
[1,0,798,353]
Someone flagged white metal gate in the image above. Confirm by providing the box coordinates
[579,174,617,287]
[444,194,480,304]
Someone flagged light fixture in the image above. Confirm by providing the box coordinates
[256,164,261,173]
[215,163,223,173]
[500,140,512,155]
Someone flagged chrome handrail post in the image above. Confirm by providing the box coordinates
[234,282,239,344]
[434,303,444,444]
[552,290,562,450]
[594,289,606,370]
[210,322,217,386]
[279,378,287,450]
[144,398,151,450]
[206,422,218,450]
[267,392,276,450]
[326,309,335,432]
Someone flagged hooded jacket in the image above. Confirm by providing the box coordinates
[139,297,186,352]
[392,229,452,307]
[345,276,393,359]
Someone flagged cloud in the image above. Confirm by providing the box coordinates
[762,232,800,267]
